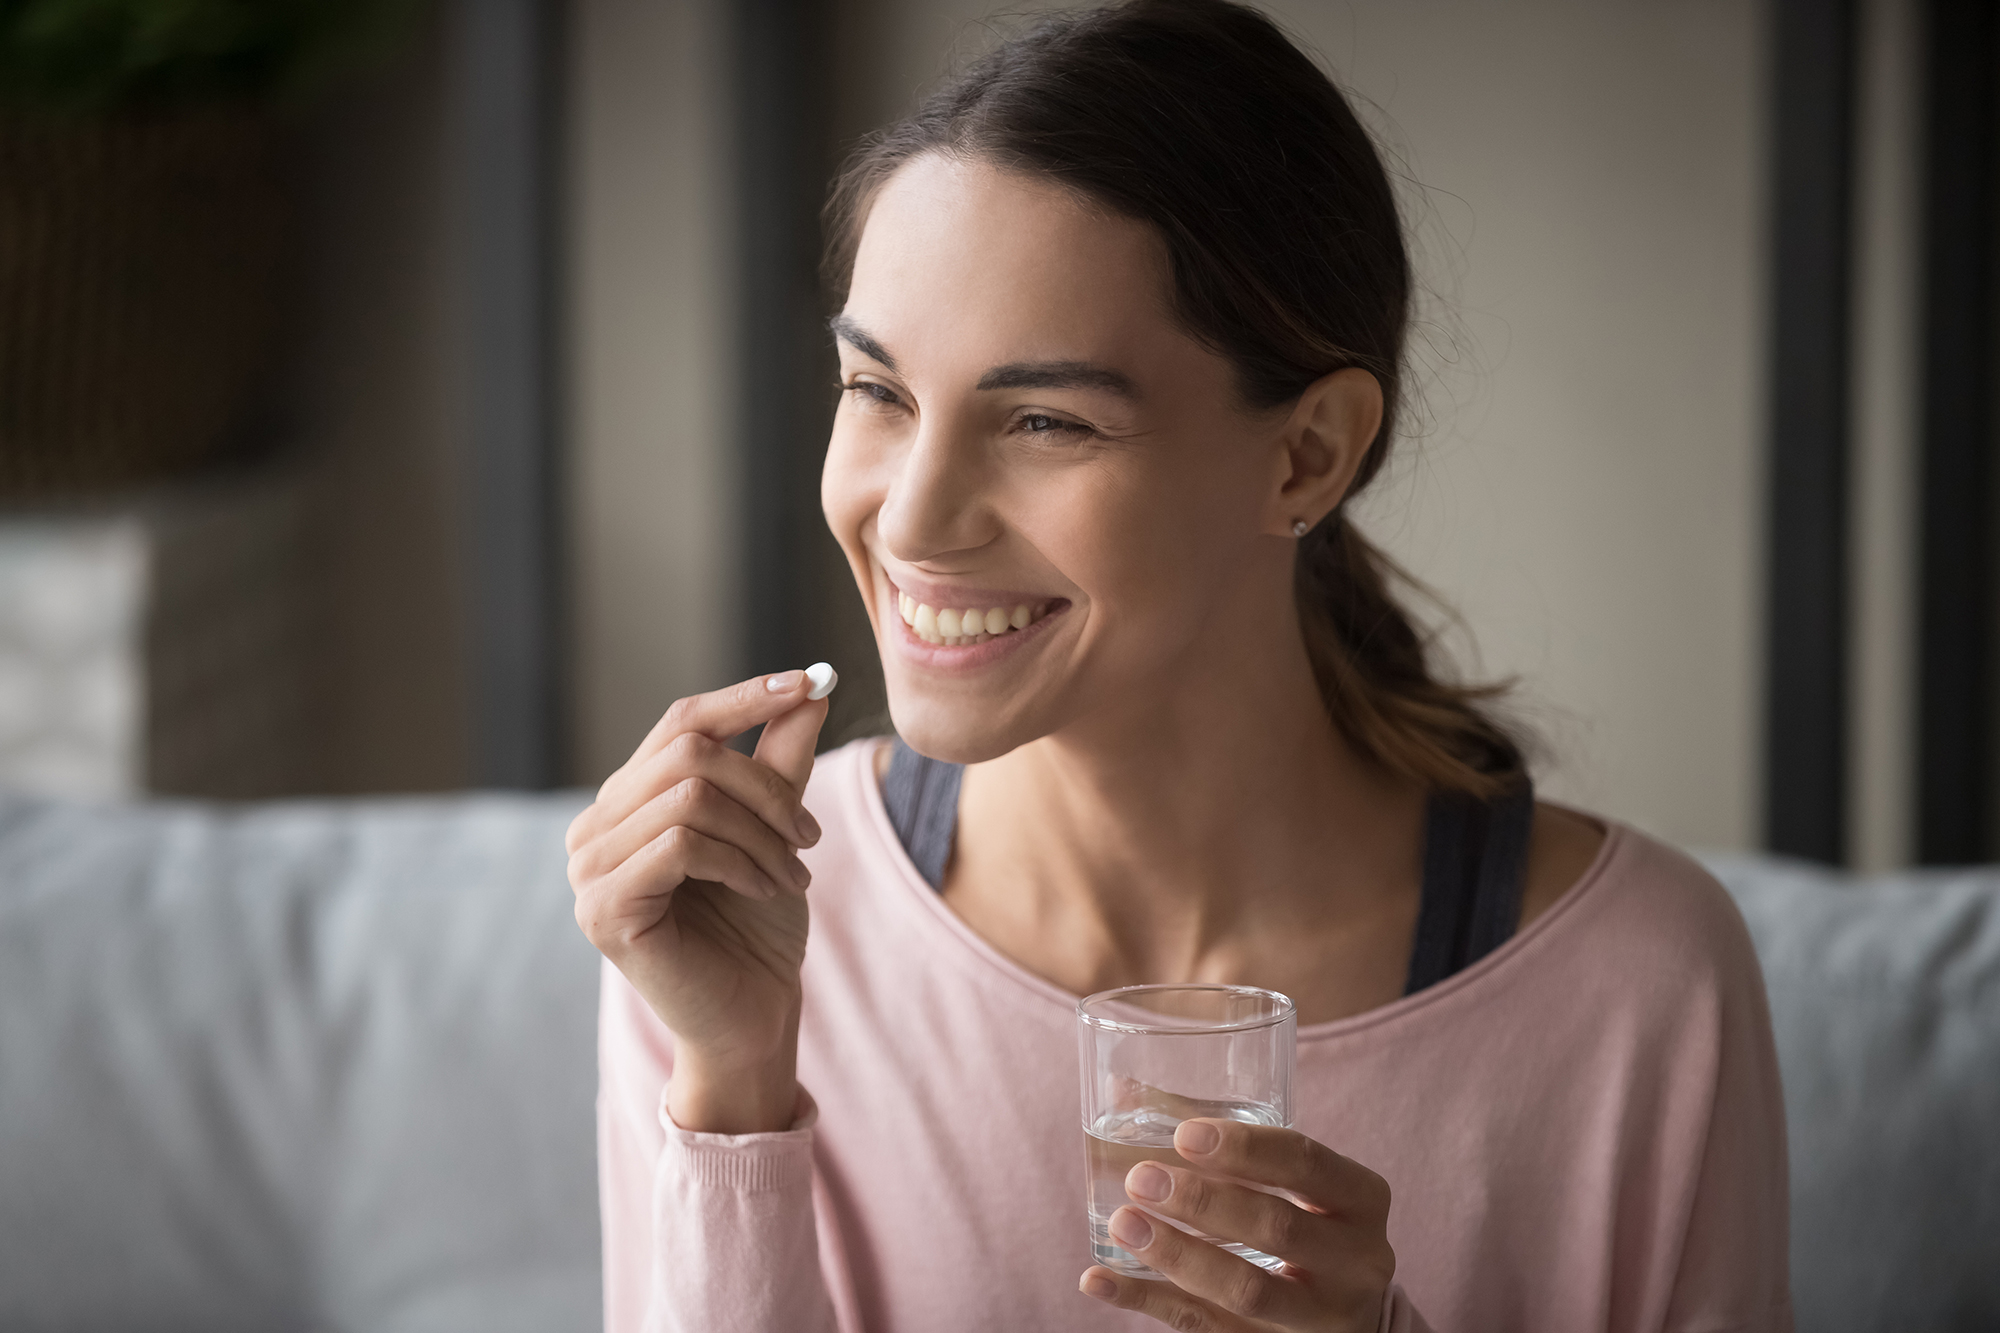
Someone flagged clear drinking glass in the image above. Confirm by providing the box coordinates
[1077,983,1297,1278]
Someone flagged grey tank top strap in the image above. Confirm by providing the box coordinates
[1401,780,1535,994]
[883,738,963,890]
[880,736,1532,997]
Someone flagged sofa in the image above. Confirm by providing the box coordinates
[0,792,1994,1331]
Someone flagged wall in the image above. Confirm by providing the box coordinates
[1849,0,1921,872]
[1281,1,1767,849]
[302,0,745,795]
[295,12,474,794]
[565,0,740,784]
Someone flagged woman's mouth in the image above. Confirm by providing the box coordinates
[887,581,1065,647]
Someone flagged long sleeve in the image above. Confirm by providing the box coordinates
[1658,902,1795,1333]
[597,959,838,1333]
[1380,1284,1435,1333]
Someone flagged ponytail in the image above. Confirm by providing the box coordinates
[1297,520,1523,797]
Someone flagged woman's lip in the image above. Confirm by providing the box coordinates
[880,579,1070,668]
[882,573,1066,616]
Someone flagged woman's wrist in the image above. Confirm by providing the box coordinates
[667,1035,802,1135]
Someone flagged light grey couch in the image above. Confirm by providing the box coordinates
[0,794,1994,1332]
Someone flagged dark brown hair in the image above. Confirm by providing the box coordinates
[826,0,1522,794]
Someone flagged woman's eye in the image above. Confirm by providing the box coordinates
[1019,412,1088,438]
[844,381,904,410]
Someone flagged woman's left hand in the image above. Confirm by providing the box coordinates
[1079,1118,1395,1332]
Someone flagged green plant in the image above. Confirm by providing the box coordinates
[0,0,421,112]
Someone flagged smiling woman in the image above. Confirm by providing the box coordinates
[569,2,1792,1331]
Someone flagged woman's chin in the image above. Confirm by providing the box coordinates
[883,695,1035,767]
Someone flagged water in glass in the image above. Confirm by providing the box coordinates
[1083,1095,1286,1278]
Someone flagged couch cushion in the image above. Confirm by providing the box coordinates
[1705,855,2000,1333]
[0,791,597,1333]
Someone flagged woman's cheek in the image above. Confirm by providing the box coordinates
[1117,458,1254,650]
[821,426,896,639]
[1034,464,1204,647]
[821,424,879,559]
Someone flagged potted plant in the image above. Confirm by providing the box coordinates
[0,0,417,495]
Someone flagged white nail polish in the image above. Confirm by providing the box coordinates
[805,661,838,700]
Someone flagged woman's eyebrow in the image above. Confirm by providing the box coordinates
[829,314,897,371]
[830,315,1137,401]
[976,361,1139,399]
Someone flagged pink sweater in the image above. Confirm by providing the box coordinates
[598,740,1793,1332]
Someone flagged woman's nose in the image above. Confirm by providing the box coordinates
[875,420,1000,564]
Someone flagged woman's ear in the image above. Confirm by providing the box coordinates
[1264,367,1383,536]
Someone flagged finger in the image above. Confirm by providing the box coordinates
[631,670,823,768]
[1077,1263,1254,1332]
[1173,1120,1391,1223]
[753,666,833,790]
[588,823,787,916]
[572,823,787,954]
[753,696,829,792]
[570,670,825,854]
[574,777,810,899]
[1102,1205,1313,1327]
[1123,1158,1326,1267]
[579,730,821,853]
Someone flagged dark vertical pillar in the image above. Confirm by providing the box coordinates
[1764,0,1859,863]
[731,0,835,683]
[1915,0,1999,864]
[455,0,564,788]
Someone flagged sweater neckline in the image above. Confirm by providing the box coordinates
[838,737,1628,1044]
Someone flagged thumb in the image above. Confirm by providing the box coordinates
[754,662,836,790]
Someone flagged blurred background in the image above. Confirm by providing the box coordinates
[1,0,1994,871]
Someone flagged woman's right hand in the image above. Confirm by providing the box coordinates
[567,670,832,1133]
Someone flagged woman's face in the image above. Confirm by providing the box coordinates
[822,154,1303,763]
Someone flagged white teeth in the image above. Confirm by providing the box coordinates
[897,590,1050,646]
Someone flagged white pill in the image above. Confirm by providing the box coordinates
[805,661,838,700]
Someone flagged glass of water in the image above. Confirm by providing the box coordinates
[1077,983,1297,1278]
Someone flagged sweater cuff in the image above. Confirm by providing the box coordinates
[658,1085,818,1193]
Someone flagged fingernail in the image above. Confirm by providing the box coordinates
[1176,1120,1220,1155]
[795,808,822,845]
[789,857,812,889]
[805,661,838,700]
[766,670,805,693]
[1108,1208,1154,1250]
[1080,1273,1117,1301]
[1125,1161,1172,1202]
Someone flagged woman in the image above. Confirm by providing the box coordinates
[567,2,1792,1329]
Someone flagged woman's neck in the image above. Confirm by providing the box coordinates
[943,614,1427,1013]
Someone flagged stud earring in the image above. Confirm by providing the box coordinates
[1292,519,1310,537]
